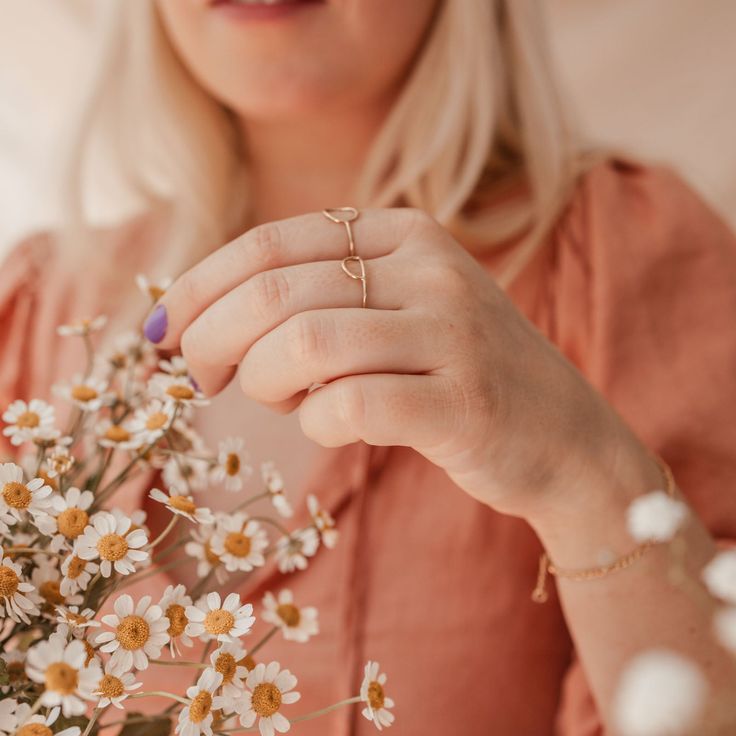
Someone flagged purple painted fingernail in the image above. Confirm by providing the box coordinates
[144,304,168,344]
[190,376,201,392]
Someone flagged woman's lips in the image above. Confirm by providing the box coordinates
[209,0,323,21]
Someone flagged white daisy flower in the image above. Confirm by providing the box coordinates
[212,437,253,493]
[149,488,215,525]
[25,634,102,717]
[96,594,170,671]
[45,442,75,479]
[360,661,395,731]
[0,462,55,524]
[176,667,227,736]
[2,399,57,446]
[52,373,114,413]
[0,551,40,624]
[60,552,99,597]
[158,355,190,377]
[96,418,143,451]
[56,315,107,337]
[274,527,319,574]
[12,704,81,736]
[261,461,292,518]
[163,455,211,495]
[45,486,94,549]
[31,559,83,612]
[1,650,27,694]
[74,511,149,577]
[159,584,195,656]
[128,399,177,446]
[702,550,736,605]
[186,592,255,643]
[136,274,173,302]
[210,641,250,698]
[306,494,339,549]
[94,659,143,709]
[148,373,210,408]
[185,524,229,585]
[55,606,100,636]
[235,661,301,735]
[210,513,268,573]
[626,491,688,543]
[262,590,318,644]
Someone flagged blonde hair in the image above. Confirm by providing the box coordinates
[57,0,591,303]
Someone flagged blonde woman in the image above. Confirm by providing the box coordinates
[2,1,736,733]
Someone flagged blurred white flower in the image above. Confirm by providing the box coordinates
[613,649,706,736]
[626,491,688,543]
[55,606,100,636]
[2,399,57,447]
[96,594,170,671]
[162,455,211,495]
[11,704,81,736]
[25,635,101,717]
[149,488,215,525]
[74,511,149,577]
[56,315,107,337]
[31,559,83,611]
[158,355,190,377]
[159,584,194,657]
[128,399,176,445]
[209,640,250,698]
[52,374,114,413]
[702,550,736,604]
[148,374,209,408]
[360,660,395,731]
[274,527,319,574]
[262,589,319,644]
[136,274,173,302]
[210,513,268,573]
[261,460,292,518]
[713,606,736,654]
[96,418,143,451]
[185,523,229,585]
[307,494,338,549]
[213,437,253,493]
[185,592,255,644]
[235,661,301,735]
[60,553,99,597]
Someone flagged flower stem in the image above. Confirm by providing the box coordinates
[146,514,180,551]
[150,659,208,668]
[129,690,190,706]
[248,626,279,656]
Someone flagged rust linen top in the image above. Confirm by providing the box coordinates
[2,159,736,735]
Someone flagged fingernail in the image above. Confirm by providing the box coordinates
[144,304,168,344]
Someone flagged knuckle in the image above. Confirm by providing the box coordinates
[249,269,291,320]
[249,222,283,271]
[178,269,201,307]
[180,324,203,364]
[337,380,366,435]
[289,313,333,366]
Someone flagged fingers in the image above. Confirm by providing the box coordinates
[145,207,424,351]
[180,253,408,371]
[297,372,455,449]
[236,307,442,403]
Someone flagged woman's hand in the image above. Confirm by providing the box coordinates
[145,207,635,521]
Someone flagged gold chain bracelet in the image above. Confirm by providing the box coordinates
[531,452,676,604]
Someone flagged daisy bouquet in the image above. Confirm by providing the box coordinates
[0,278,395,736]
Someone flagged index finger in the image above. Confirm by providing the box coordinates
[142,207,421,350]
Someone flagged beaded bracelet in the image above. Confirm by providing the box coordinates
[531,453,676,604]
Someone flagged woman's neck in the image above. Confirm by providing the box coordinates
[236,98,394,226]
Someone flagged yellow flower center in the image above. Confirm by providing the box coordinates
[189,691,213,723]
[98,673,125,699]
[166,385,194,401]
[204,609,234,636]
[367,681,385,710]
[39,580,65,606]
[0,565,20,598]
[97,533,128,561]
[225,453,240,476]
[168,495,197,515]
[2,482,32,509]
[83,640,96,666]
[149,286,165,301]
[239,654,256,672]
[166,603,188,637]
[45,661,78,694]
[16,411,40,429]
[39,470,58,490]
[251,683,282,718]
[214,652,237,683]
[117,615,150,650]
[57,507,89,538]
[145,412,169,431]
[105,425,130,443]
[64,611,89,626]
[17,725,52,736]
[71,385,98,403]
[224,532,251,558]
[7,660,25,683]
[66,555,87,579]
[276,603,301,628]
